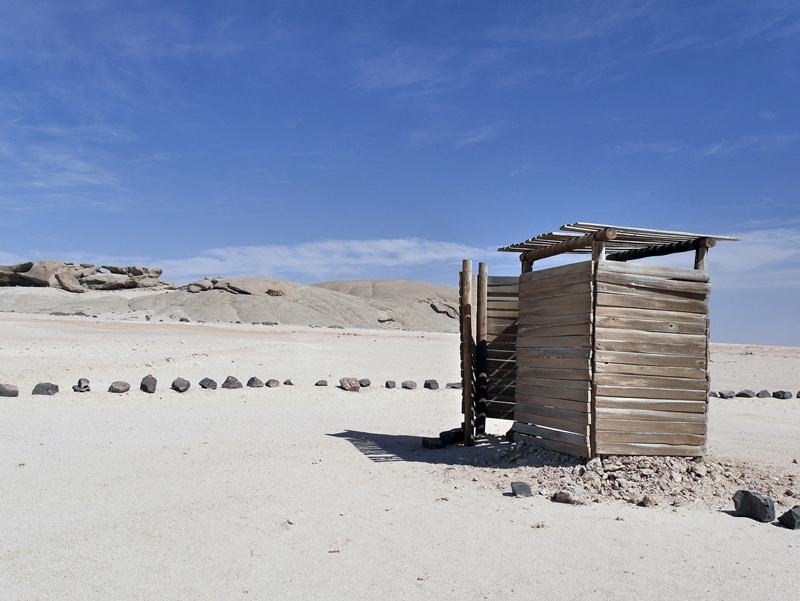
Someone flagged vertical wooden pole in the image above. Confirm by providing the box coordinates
[475,262,488,436]
[521,259,533,273]
[460,259,474,446]
[592,240,605,262]
[694,247,708,270]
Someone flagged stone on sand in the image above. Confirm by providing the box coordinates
[315,380,328,387]
[553,485,588,505]
[199,377,217,390]
[424,379,439,390]
[511,482,533,497]
[773,390,793,400]
[385,380,396,389]
[733,490,776,522]
[72,378,90,392]
[32,382,58,396]
[339,377,360,391]
[247,377,264,388]
[108,381,130,393]
[778,506,800,529]
[222,376,242,389]
[266,379,280,388]
[140,375,157,393]
[401,380,417,390]
[0,383,20,397]
[171,378,191,393]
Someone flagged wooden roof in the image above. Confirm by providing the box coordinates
[498,222,740,255]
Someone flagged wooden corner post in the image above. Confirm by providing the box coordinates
[460,259,475,446]
[475,262,488,436]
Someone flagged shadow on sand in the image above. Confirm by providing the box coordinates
[327,429,513,466]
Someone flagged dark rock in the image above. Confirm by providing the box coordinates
[359,378,371,388]
[511,482,533,497]
[401,380,417,390]
[505,427,515,442]
[179,317,190,323]
[283,379,294,386]
[553,485,588,505]
[756,390,771,398]
[0,383,20,397]
[247,377,264,388]
[315,380,328,387]
[108,381,130,393]
[385,380,396,389]
[339,377,360,391]
[422,437,444,449]
[222,376,242,389]
[171,378,190,393]
[72,378,90,392]
[445,382,462,390]
[140,375,157,393]
[736,389,756,398]
[708,391,718,397]
[797,391,800,398]
[718,390,735,399]
[773,390,793,400]
[266,379,280,388]
[439,428,464,446]
[424,379,439,390]
[32,382,58,395]
[778,506,800,529]
[199,377,217,390]
[733,490,776,522]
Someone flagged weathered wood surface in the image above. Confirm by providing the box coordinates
[595,431,706,446]
[515,375,590,390]
[594,372,707,391]
[597,259,709,282]
[597,305,707,324]
[517,334,592,348]
[514,431,591,459]
[595,361,704,379]
[596,291,707,314]
[594,442,705,456]
[516,383,591,404]
[485,400,515,420]
[460,261,474,445]
[595,406,706,423]
[516,356,591,370]
[520,260,593,282]
[594,350,705,367]
[514,409,591,436]
[596,419,706,435]
[596,270,712,295]
[513,421,589,447]
[595,315,706,336]
[517,322,592,338]
[516,298,592,318]
[596,385,708,401]
[594,338,706,356]
[519,281,593,302]
[595,396,707,413]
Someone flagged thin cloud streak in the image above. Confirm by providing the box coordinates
[158,238,501,284]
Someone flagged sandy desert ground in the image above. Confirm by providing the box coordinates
[1,312,799,600]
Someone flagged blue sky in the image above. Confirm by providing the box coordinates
[1,1,799,344]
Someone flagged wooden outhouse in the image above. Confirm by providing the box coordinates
[459,223,738,458]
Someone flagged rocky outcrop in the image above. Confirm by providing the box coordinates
[0,261,173,293]
[183,276,285,296]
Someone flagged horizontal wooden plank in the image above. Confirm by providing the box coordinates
[513,421,589,447]
[596,291,707,315]
[595,431,706,446]
[517,322,592,338]
[521,272,593,292]
[521,260,593,282]
[486,334,516,345]
[596,270,711,296]
[594,350,705,368]
[594,361,705,380]
[519,281,592,302]
[595,442,705,457]
[515,391,592,413]
[485,284,519,294]
[487,323,518,336]
[486,357,517,370]
[597,260,709,282]
[487,310,518,320]
[487,276,519,286]
[596,305,707,324]
[517,335,592,349]
[517,346,592,359]
[516,313,591,328]
[484,401,515,420]
[595,406,706,423]
[515,375,590,391]
[518,299,592,318]
[594,339,706,357]
[595,385,708,401]
[596,419,707,435]
[516,366,592,381]
[514,410,590,436]
[596,280,707,302]
[594,315,706,336]
[594,372,708,391]
[515,379,591,403]
[514,431,591,459]
[516,356,591,370]
[595,396,707,414]
[594,326,705,346]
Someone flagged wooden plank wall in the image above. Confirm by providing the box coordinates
[593,261,710,456]
[513,261,593,457]
[484,276,519,419]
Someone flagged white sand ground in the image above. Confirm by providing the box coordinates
[1,314,799,600]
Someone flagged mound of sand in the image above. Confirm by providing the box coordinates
[0,277,460,332]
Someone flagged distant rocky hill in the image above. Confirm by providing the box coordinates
[0,261,173,292]
[0,267,459,332]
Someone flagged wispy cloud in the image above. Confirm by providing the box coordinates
[158,238,501,283]
[709,227,800,290]
[612,132,799,157]
[455,125,499,147]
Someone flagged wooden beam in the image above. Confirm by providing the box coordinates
[694,245,709,270]
[606,237,715,263]
[460,260,475,446]
[520,228,617,263]
[475,262,488,436]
